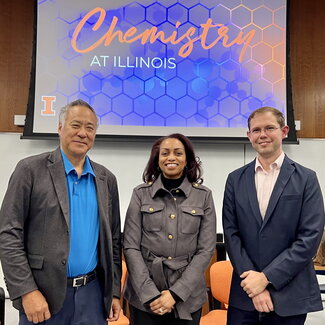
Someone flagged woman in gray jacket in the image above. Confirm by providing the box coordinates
[123,133,216,325]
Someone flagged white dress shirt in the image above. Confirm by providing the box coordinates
[255,152,285,218]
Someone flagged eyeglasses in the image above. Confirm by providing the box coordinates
[249,126,281,135]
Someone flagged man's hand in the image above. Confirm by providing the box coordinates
[22,290,51,324]
[252,289,274,313]
[107,298,121,322]
[149,290,175,315]
[240,270,269,297]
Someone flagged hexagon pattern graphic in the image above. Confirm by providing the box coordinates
[35,0,286,131]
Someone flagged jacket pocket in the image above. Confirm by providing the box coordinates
[28,254,44,270]
[141,204,164,232]
[180,206,203,234]
[278,194,302,201]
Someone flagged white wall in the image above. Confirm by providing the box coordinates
[0,133,325,294]
[0,133,248,231]
[1,133,325,228]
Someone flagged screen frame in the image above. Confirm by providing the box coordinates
[23,0,298,144]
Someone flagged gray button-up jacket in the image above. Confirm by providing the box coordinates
[123,176,216,320]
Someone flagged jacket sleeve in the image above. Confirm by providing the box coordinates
[169,189,216,302]
[108,173,122,299]
[222,174,257,275]
[0,160,38,299]
[263,171,325,290]
[123,189,161,304]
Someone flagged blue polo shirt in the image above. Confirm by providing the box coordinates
[61,150,99,277]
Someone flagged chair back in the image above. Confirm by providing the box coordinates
[210,260,233,305]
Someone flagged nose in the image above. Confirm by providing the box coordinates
[167,154,176,161]
[77,127,87,138]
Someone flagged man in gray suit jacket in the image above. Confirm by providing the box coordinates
[223,107,325,325]
[0,99,122,324]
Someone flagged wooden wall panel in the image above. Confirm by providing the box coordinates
[290,0,325,138]
[0,0,33,132]
[0,0,325,138]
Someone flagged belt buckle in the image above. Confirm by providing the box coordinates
[72,275,86,287]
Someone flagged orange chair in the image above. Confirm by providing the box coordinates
[114,260,130,325]
[200,260,233,325]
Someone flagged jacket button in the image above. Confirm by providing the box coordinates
[170,214,176,219]
[149,207,154,212]
[173,197,177,201]
[168,234,173,240]
[175,189,179,193]
[168,256,173,260]
[61,259,66,265]
[191,209,196,214]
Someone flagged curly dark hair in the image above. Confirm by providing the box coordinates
[142,133,203,184]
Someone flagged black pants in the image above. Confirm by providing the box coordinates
[227,306,307,325]
[129,305,202,325]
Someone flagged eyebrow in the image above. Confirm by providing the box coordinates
[251,124,277,129]
[70,119,95,126]
[160,147,184,150]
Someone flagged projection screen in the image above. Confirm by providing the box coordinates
[24,0,296,142]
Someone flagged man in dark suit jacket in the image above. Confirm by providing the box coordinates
[0,99,122,324]
[223,107,325,325]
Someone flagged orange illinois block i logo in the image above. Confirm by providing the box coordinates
[41,96,56,116]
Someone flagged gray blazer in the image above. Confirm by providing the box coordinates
[123,176,216,320]
[0,147,122,315]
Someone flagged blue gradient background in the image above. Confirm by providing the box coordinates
[35,0,286,134]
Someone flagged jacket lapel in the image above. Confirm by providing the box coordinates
[262,156,295,228]
[245,160,263,227]
[92,163,109,222]
[48,148,70,228]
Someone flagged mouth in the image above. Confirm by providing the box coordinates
[73,141,87,145]
[258,141,271,145]
[165,163,178,168]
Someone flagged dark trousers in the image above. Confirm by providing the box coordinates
[129,305,202,325]
[227,306,307,325]
[19,278,107,325]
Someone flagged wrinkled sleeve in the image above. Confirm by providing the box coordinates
[108,174,122,299]
[123,189,161,304]
[0,160,38,300]
[263,172,325,290]
[222,174,256,276]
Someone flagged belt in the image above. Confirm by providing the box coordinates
[67,270,96,287]
[142,247,194,320]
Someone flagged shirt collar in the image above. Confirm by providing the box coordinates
[60,148,95,177]
[150,174,192,198]
[255,152,285,173]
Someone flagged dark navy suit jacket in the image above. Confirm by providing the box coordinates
[222,155,325,316]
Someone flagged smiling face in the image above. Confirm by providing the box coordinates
[58,105,97,161]
[247,111,289,161]
[158,138,187,179]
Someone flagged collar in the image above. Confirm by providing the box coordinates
[255,152,285,173]
[150,174,192,198]
[60,148,95,177]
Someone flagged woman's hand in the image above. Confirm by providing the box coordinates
[149,290,176,315]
